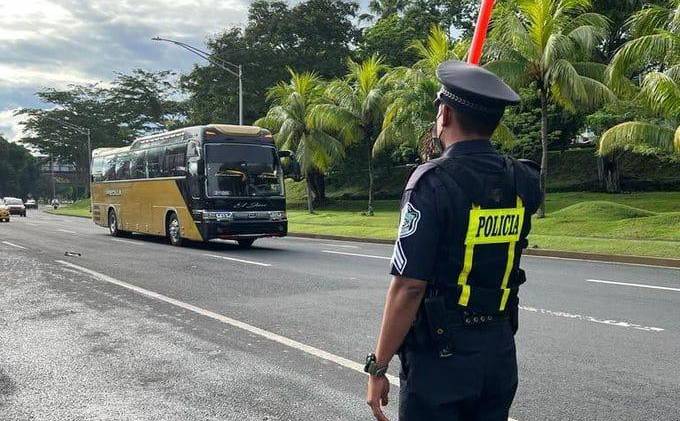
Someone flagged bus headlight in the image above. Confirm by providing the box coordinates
[269,211,286,221]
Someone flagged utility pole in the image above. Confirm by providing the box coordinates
[51,156,56,200]
[152,36,244,125]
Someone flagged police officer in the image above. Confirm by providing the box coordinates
[365,60,542,421]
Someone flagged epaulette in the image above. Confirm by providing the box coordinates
[405,161,439,191]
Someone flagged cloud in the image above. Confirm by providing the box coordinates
[0,109,27,143]
[0,0,249,141]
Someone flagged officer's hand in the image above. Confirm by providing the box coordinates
[366,375,390,421]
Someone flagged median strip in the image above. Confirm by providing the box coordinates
[54,259,399,386]
[204,253,272,267]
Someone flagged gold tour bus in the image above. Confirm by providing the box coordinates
[90,124,300,248]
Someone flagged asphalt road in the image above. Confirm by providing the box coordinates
[1,208,679,421]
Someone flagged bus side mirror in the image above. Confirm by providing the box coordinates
[278,150,292,159]
[282,158,303,182]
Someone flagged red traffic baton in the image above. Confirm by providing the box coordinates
[467,0,496,65]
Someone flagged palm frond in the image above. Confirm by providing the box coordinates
[567,24,609,55]
[571,62,607,82]
[491,122,516,148]
[484,60,531,90]
[640,71,680,118]
[627,4,672,37]
[548,59,587,107]
[599,121,678,156]
[607,32,678,92]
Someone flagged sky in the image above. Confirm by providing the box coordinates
[0,0,270,144]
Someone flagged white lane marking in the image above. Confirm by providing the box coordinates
[525,255,679,270]
[57,228,77,234]
[321,243,360,249]
[204,254,272,267]
[55,260,399,386]
[586,279,680,292]
[520,306,664,332]
[111,238,144,246]
[322,250,390,260]
[1,241,27,250]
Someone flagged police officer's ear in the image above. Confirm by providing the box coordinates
[440,104,453,128]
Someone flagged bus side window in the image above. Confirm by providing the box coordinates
[91,157,104,182]
[131,151,146,179]
[164,144,186,176]
[146,147,162,178]
[115,155,131,180]
[104,156,117,181]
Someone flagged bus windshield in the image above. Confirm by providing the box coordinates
[205,143,284,198]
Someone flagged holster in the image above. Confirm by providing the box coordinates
[422,295,457,357]
[508,295,519,335]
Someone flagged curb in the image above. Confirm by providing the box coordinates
[288,233,680,268]
[44,210,91,219]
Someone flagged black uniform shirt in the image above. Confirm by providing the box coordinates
[390,140,542,283]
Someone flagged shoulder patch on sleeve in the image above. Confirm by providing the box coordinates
[398,202,421,238]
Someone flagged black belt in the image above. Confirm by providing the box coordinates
[456,309,508,327]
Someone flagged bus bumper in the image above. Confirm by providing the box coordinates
[199,219,288,241]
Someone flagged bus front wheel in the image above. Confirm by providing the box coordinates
[108,209,123,237]
[166,213,183,247]
[237,238,256,249]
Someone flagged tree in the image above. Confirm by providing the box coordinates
[0,136,41,199]
[18,70,183,197]
[601,0,680,158]
[183,0,360,126]
[364,0,408,20]
[312,57,389,215]
[503,88,586,159]
[255,70,347,213]
[358,14,425,67]
[486,0,615,216]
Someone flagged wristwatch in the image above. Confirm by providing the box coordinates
[364,353,388,377]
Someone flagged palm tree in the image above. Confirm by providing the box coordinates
[311,57,388,216]
[486,0,615,216]
[375,26,513,162]
[255,70,346,213]
[601,0,680,157]
[376,26,465,160]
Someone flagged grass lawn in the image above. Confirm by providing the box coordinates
[288,192,680,259]
[46,198,91,218]
[51,192,680,258]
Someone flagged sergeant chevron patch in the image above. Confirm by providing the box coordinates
[392,240,407,274]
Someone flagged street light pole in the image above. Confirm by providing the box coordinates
[152,36,244,125]
[238,65,243,126]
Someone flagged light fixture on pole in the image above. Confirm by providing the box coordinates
[152,36,244,125]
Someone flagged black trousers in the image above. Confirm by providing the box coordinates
[398,321,518,421]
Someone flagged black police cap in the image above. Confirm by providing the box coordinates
[435,60,520,115]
